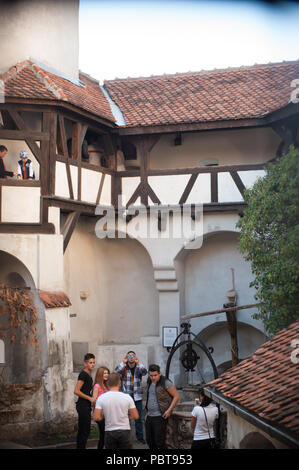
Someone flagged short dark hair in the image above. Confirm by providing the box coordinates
[149,364,160,373]
[0,145,8,152]
[84,353,95,362]
[108,372,121,388]
[127,350,136,355]
[199,389,212,407]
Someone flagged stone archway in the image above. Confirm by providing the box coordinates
[0,250,46,384]
[240,432,276,449]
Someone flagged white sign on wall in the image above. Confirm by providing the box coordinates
[162,326,178,348]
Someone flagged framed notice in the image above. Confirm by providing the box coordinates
[162,326,178,348]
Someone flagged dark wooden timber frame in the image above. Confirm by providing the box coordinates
[0,99,298,239]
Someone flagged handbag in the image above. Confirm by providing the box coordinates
[202,406,218,449]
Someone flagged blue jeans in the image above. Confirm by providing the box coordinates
[134,399,144,440]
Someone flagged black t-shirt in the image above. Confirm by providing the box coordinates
[76,370,93,406]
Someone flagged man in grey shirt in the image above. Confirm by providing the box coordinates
[145,364,180,449]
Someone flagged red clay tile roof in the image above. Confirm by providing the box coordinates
[104,60,299,128]
[1,60,115,124]
[205,319,299,437]
[39,291,71,309]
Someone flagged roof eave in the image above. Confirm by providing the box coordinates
[204,386,299,449]
[1,97,118,129]
[116,102,299,135]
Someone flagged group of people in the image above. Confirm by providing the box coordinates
[0,145,34,179]
[74,352,219,450]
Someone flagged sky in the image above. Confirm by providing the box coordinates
[79,0,299,83]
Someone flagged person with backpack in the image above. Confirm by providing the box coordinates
[114,351,147,444]
[145,364,180,450]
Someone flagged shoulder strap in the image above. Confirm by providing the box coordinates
[202,406,212,440]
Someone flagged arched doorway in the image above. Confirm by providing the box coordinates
[240,432,276,449]
[0,250,45,384]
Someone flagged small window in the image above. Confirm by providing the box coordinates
[200,158,219,167]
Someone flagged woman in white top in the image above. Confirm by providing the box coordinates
[191,391,219,449]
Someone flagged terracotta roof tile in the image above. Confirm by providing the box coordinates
[39,291,71,309]
[1,60,115,124]
[104,60,299,127]
[206,320,299,437]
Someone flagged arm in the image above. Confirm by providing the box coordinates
[74,380,96,405]
[129,407,139,421]
[162,385,180,419]
[93,407,104,422]
[17,162,22,179]
[92,385,100,401]
[191,416,197,431]
[114,360,126,374]
[134,356,147,376]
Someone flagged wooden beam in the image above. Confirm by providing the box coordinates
[48,112,57,195]
[146,182,161,205]
[0,222,55,234]
[179,173,198,204]
[181,303,258,321]
[96,173,106,206]
[117,163,266,178]
[0,129,50,140]
[57,114,69,157]
[125,182,142,208]
[230,170,246,196]
[61,211,81,253]
[40,112,51,195]
[66,161,74,199]
[7,109,42,163]
[211,172,218,203]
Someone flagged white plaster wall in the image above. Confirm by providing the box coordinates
[218,172,243,202]
[183,231,262,334]
[122,176,141,206]
[0,233,64,291]
[99,173,111,205]
[0,0,79,79]
[150,127,280,170]
[64,218,159,345]
[1,186,40,223]
[148,175,190,205]
[81,168,102,204]
[226,411,289,449]
[44,306,75,425]
[55,162,69,198]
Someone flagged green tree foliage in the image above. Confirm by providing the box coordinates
[236,146,299,335]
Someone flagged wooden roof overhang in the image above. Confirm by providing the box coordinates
[115,102,299,136]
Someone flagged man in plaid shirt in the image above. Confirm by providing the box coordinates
[115,351,148,444]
